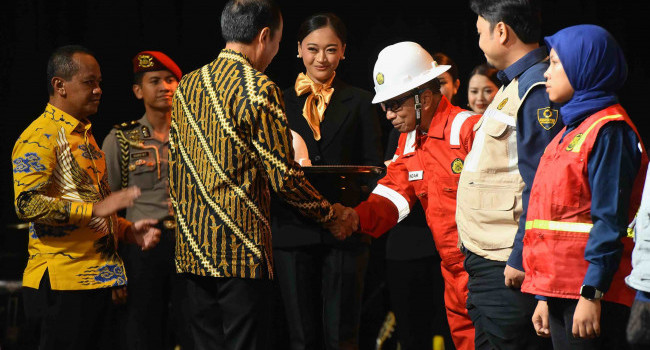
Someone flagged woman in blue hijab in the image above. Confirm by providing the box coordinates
[520,24,648,349]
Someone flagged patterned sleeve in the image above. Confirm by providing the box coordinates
[12,127,93,226]
[253,83,334,223]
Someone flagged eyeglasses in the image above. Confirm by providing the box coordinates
[380,88,429,112]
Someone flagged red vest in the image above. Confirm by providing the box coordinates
[521,104,648,306]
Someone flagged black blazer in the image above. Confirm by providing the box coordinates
[272,77,384,248]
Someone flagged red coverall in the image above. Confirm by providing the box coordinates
[356,97,479,350]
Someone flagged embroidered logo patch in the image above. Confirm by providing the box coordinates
[138,54,154,68]
[451,158,464,174]
[566,133,584,152]
[537,108,559,130]
[376,72,384,85]
[497,98,508,110]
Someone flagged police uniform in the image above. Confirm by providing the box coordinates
[103,116,172,223]
[101,50,186,350]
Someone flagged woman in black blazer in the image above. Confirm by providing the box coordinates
[271,13,383,350]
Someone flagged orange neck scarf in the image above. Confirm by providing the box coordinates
[294,72,335,141]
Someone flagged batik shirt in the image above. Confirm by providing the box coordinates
[13,104,130,290]
[170,49,333,279]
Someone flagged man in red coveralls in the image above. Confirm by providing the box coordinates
[347,41,479,350]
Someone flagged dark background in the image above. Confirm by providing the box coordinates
[0,0,648,348]
[2,0,648,235]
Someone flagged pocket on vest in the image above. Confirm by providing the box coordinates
[462,186,518,249]
[483,117,510,139]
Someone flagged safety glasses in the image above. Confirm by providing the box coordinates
[380,88,428,112]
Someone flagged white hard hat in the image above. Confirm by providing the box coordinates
[371,42,451,104]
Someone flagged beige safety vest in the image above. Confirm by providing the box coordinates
[456,78,544,261]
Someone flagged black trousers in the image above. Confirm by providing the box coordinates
[464,251,551,350]
[274,244,370,350]
[386,255,454,350]
[117,226,191,350]
[22,270,116,350]
[628,298,650,349]
[547,297,630,350]
[184,273,273,350]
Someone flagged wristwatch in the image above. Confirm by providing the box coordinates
[580,285,604,300]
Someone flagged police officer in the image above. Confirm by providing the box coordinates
[102,51,187,350]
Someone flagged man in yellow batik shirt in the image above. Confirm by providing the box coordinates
[12,45,160,350]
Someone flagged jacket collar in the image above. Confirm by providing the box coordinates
[403,95,453,155]
[219,48,253,67]
[497,46,548,85]
[426,95,453,139]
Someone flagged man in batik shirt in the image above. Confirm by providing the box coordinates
[169,1,356,348]
[12,45,160,350]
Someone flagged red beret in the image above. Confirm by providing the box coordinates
[132,51,182,81]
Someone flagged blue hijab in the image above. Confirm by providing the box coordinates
[544,24,627,126]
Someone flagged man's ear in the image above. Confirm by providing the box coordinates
[259,27,271,48]
[453,78,460,96]
[52,78,65,97]
[495,21,510,45]
[421,89,436,110]
[132,84,143,100]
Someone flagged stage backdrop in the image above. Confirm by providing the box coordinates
[1,0,647,293]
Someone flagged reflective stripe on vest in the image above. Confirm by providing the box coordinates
[525,219,634,238]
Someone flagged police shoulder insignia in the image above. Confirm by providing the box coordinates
[376,72,384,85]
[537,107,559,130]
[497,98,508,110]
[138,54,154,68]
[114,120,139,130]
[451,158,464,174]
[566,133,583,152]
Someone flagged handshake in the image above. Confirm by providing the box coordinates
[323,203,360,240]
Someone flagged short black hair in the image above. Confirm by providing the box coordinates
[433,52,459,82]
[220,0,282,44]
[297,13,347,45]
[470,63,502,88]
[469,0,542,44]
[46,45,94,95]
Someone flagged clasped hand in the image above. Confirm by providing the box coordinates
[324,203,359,240]
[93,186,161,250]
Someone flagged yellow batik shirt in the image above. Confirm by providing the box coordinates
[13,104,130,290]
[170,49,333,279]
